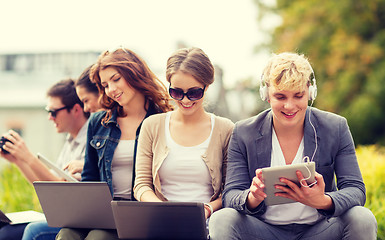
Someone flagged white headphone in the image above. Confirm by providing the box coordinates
[259,70,317,101]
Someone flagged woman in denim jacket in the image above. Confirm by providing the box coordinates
[56,47,173,240]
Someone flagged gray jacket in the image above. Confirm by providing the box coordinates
[222,107,365,218]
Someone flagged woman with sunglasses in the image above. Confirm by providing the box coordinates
[133,47,234,224]
[56,47,173,240]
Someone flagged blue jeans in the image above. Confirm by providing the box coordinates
[209,206,377,240]
[0,223,27,240]
[22,221,61,240]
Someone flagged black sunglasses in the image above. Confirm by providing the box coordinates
[45,106,70,118]
[169,86,206,101]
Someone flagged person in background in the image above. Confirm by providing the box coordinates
[133,47,234,231]
[75,64,103,113]
[0,79,90,240]
[56,47,173,240]
[21,66,104,240]
[209,52,377,239]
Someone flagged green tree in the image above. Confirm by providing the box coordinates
[255,0,385,145]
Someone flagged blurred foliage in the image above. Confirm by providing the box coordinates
[254,0,385,145]
[0,163,41,213]
[356,145,385,239]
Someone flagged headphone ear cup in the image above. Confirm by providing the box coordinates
[308,84,317,101]
[259,85,268,101]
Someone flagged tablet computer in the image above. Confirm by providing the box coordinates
[261,162,316,206]
[37,153,78,182]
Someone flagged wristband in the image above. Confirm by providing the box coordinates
[204,203,213,217]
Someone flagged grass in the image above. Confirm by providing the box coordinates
[356,145,385,240]
[0,163,41,213]
[0,145,384,239]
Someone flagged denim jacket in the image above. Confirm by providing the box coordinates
[81,102,161,199]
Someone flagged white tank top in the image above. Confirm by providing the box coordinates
[111,140,135,199]
[158,111,215,202]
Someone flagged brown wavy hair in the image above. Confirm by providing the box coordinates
[90,47,173,125]
[166,47,214,86]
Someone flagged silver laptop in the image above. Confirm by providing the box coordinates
[111,201,207,240]
[33,181,115,229]
[37,153,78,182]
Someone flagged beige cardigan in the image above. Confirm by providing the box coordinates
[133,112,234,202]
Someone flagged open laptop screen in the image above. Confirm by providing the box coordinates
[33,181,115,229]
[111,201,207,239]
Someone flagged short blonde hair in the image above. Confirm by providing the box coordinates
[262,52,314,92]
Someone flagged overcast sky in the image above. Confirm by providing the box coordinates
[0,0,277,87]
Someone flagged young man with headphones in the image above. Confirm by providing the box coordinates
[209,52,377,239]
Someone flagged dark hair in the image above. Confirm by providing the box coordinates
[90,48,173,124]
[75,64,99,95]
[166,47,214,86]
[47,79,90,118]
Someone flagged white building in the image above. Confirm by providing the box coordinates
[0,51,99,162]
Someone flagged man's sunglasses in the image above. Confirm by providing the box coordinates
[45,106,70,118]
[169,86,206,101]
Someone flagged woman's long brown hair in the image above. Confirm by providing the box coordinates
[90,48,173,125]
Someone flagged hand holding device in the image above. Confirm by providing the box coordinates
[261,162,316,206]
[247,169,267,209]
[277,170,334,210]
[0,130,35,164]
[0,136,11,154]
[37,153,78,182]
[63,160,84,173]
